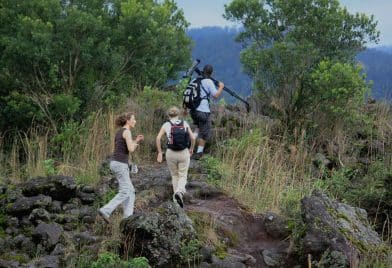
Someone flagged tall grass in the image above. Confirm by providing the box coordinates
[0,110,116,185]
[0,86,181,185]
[210,125,315,214]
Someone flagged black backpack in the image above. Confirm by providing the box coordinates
[183,77,209,110]
[167,120,190,151]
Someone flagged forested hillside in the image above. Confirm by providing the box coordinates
[188,27,392,101]
[357,48,392,99]
[187,27,252,101]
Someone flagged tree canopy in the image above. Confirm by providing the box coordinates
[0,0,191,133]
[224,0,380,129]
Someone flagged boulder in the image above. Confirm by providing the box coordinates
[301,191,382,264]
[22,175,77,201]
[6,195,52,216]
[121,201,196,267]
[263,212,290,239]
[32,223,63,251]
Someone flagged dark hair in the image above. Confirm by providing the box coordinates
[115,112,134,127]
[203,64,213,77]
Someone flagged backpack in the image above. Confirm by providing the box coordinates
[167,120,190,151]
[183,77,209,110]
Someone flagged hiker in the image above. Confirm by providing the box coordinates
[98,112,144,223]
[156,106,196,207]
[189,64,224,160]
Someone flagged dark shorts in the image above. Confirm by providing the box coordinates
[190,110,211,141]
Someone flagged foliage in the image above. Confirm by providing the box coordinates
[0,0,191,134]
[91,252,149,268]
[123,257,149,268]
[316,249,347,268]
[180,239,202,265]
[201,155,229,185]
[92,252,121,268]
[315,167,354,201]
[0,91,45,133]
[101,189,117,206]
[51,121,86,159]
[188,27,392,106]
[304,60,369,129]
[136,86,181,111]
[43,159,56,176]
[224,0,379,129]
[279,187,304,219]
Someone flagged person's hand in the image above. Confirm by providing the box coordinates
[189,148,193,155]
[157,152,163,163]
[136,134,144,143]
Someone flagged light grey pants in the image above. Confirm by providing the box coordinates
[101,160,135,218]
[166,149,190,195]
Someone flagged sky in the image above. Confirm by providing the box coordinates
[175,0,392,46]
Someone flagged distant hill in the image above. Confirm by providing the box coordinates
[374,46,392,55]
[357,48,392,100]
[188,27,392,101]
[187,27,252,103]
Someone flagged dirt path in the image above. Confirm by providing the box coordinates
[131,160,290,267]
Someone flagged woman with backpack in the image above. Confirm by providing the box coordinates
[156,106,196,207]
[98,112,144,223]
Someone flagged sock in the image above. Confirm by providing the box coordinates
[196,146,204,153]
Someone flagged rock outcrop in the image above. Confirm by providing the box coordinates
[301,190,382,266]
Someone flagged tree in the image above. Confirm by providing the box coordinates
[0,0,191,134]
[224,0,379,128]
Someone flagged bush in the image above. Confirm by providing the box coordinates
[92,252,149,268]
[180,239,201,265]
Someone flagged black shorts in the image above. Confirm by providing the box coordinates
[190,110,211,141]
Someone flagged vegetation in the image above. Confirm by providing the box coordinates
[0,0,391,266]
[224,0,379,129]
[0,0,191,135]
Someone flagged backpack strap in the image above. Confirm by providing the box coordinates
[167,120,184,126]
[199,79,210,100]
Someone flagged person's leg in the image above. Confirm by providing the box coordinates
[122,180,135,218]
[100,161,132,218]
[190,110,200,141]
[194,112,211,158]
[174,149,190,208]
[176,149,190,194]
[166,149,180,194]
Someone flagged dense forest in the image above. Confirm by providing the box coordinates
[188,27,392,102]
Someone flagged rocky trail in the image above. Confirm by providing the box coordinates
[129,160,291,267]
[0,157,384,267]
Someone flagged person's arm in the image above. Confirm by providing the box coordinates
[213,81,224,99]
[123,130,143,152]
[156,127,166,163]
[188,127,196,155]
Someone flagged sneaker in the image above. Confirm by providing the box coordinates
[174,192,184,208]
[98,209,111,224]
[192,152,203,160]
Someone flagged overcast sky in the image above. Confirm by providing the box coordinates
[175,0,392,46]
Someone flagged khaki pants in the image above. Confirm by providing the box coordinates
[166,148,190,194]
[101,160,135,218]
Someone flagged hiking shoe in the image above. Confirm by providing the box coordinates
[174,192,184,208]
[98,209,111,224]
[191,152,203,160]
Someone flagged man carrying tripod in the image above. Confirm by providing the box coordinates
[189,64,224,160]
